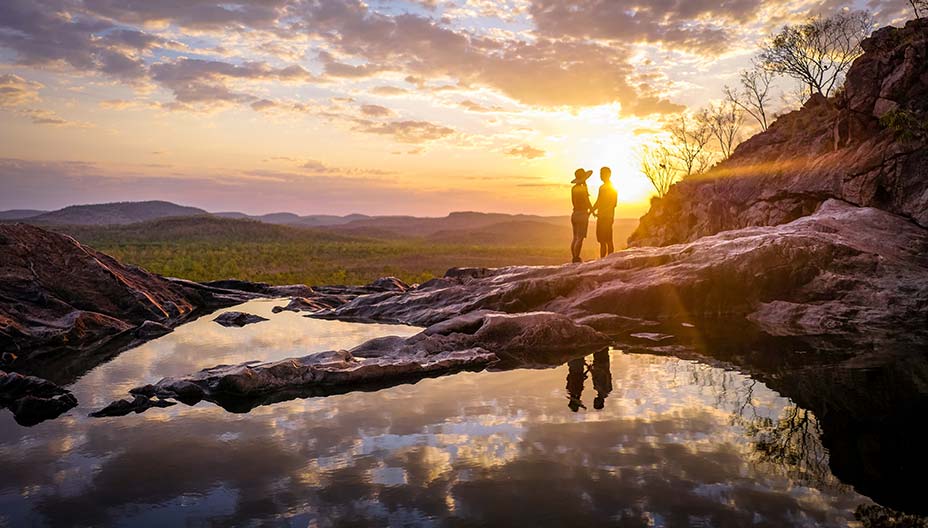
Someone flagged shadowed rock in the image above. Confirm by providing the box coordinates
[272,296,348,314]
[0,370,77,426]
[629,19,928,248]
[213,312,268,327]
[0,224,252,364]
[89,394,176,418]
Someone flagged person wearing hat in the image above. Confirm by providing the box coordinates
[570,168,594,263]
[593,166,618,258]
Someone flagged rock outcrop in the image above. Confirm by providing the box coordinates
[0,224,250,363]
[98,311,609,414]
[317,200,928,340]
[0,370,77,426]
[629,19,928,248]
[213,312,269,327]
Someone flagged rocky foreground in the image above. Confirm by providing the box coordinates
[317,200,928,339]
[0,223,411,422]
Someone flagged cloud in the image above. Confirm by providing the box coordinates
[149,58,313,107]
[80,0,290,31]
[360,104,394,117]
[370,85,409,96]
[353,119,454,143]
[0,74,43,107]
[528,0,761,54]
[506,144,546,160]
[293,1,674,110]
[318,50,389,78]
[459,100,502,112]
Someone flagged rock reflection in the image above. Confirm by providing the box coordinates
[0,311,891,526]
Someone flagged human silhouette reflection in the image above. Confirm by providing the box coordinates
[590,349,613,410]
[565,349,613,411]
[566,358,587,412]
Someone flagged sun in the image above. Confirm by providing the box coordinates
[555,107,658,208]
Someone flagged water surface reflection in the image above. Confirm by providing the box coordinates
[0,301,872,526]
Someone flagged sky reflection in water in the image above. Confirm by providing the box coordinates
[0,300,869,527]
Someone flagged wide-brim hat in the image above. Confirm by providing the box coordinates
[572,168,593,183]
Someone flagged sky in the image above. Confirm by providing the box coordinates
[0,0,913,217]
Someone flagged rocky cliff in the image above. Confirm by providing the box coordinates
[629,18,928,247]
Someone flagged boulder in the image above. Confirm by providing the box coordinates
[366,276,411,292]
[89,394,176,418]
[213,311,269,327]
[0,224,250,362]
[0,370,77,426]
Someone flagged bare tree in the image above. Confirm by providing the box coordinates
[759,10,872,98]
[705,100,745,159]
[724,66,774,131]
[639,142,678,197]
[669,113,714,177]
[909,0,927,19]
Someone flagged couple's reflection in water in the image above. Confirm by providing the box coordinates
[566,348,613,412]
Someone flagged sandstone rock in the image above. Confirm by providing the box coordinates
[0,370,77,426]
[0,224,251,362]
[213,311,269,327]
[89,394,176,418]
[272,296,343,314]
[201,279,314,298]
[318,201,928,340]
[629,20,928,248]
[366,276,411,292]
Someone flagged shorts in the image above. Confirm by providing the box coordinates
[571,211,589,238]
[596,217,614,243]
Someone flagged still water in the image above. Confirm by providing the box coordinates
[0,300,874,527]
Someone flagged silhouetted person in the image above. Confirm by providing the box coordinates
[570,168,594,263]
[593,167,618,258]
[589,349,613,410]
[566,357,587,412]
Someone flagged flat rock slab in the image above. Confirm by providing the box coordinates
[316,201,928,340]
[213,311,269,327]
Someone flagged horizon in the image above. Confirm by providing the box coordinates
[2,199,642,220]
[0,0,913,217]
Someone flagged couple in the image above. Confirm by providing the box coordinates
[570,166,617,263]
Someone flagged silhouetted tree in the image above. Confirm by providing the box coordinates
[909,0,927,19]
[669,113,714,177]
[639,142,678,197]
[705,100,745,159]
[760,10,872,98]
[724,66,774,131]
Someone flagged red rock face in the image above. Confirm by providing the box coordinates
[628,19,928,249]
[0,223,236,363]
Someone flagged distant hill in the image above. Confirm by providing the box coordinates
[49,215,361,245]
[10,201,638,246]
[27,201,207,225]
[0,209,46,221]
[213,211,370,226]
[325,211,568,238]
